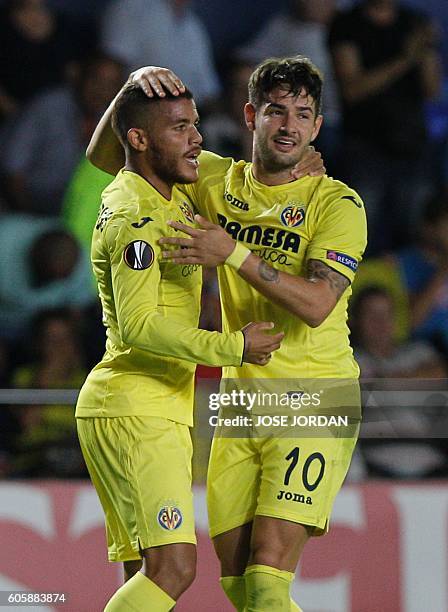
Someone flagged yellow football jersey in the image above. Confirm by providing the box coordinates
[183,151,367,380]
[76,169,244,424]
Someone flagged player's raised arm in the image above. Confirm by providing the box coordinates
[86,81,128,175]
[86,67,186,175]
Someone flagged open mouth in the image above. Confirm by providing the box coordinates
[185,150,201,167]
[273,138,296,152]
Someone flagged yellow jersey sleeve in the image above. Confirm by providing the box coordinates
[306,188,367,283]
[105,211,244,367]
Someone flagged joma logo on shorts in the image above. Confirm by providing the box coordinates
[277,490,312,505]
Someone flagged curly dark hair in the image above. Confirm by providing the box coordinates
[248,55,323,114]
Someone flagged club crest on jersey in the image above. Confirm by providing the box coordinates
[179,202,195,223]
[158,506,183,530]
[326,250,358,272]
[280,205,305,228]
[123,240,154,270]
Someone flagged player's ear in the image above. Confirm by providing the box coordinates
[244,103,256,131]
[310,114,323,143]
[127,128,148,152]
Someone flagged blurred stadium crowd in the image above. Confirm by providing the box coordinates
[0,0,447,481]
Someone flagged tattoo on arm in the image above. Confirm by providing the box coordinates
[307,259,350,299]
[258,260,280,283]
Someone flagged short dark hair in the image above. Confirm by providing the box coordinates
[351,286,393,318]
[248,55,323,114]
[111,83,194,146]
[349,285,394,345]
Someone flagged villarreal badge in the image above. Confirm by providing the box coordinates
[280,205,305,228]
[157,505,183,530]
[179,202,195,223]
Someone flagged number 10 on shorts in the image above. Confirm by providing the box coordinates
[284,447,326,490]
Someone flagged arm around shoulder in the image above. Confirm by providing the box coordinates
[85,91,125,176]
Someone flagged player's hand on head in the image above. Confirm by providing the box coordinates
[129,66,185,98]
[290,146,326,180]
[241,322,284,366]
[160,215,235,267]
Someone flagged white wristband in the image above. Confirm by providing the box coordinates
[225,242,251,271]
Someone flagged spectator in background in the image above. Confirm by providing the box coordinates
[351,286,448,478]
[201,60,254,161]
[12,308,88,478]
[0,215,95,348]
[352,191,448,356]
[0,0,96,123]
[352,287,446,379]
[329,0,442,254]
[101,0,220,108]
[236,0,341,169]
[0,52,124,215]
[351,253,411,343]
[394,191,448,358]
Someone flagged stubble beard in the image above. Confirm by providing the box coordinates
[149,143,196,185]
[256,134,303,175]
